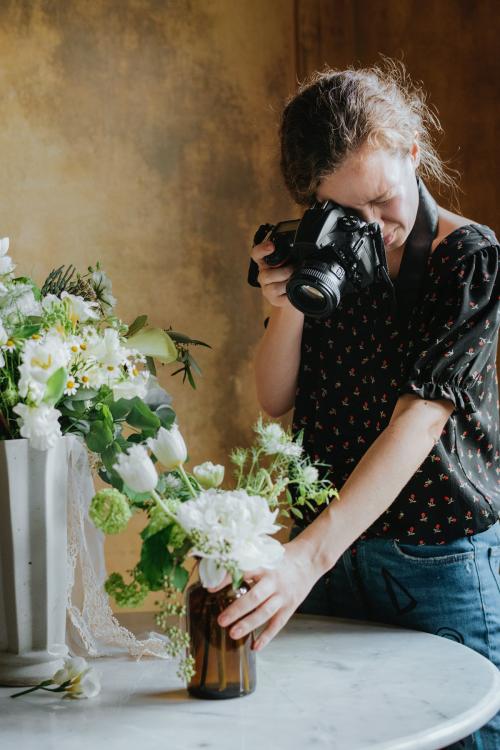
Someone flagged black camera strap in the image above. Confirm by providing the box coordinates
[389,177,439,328]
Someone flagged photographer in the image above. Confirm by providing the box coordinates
[216,63,500,745]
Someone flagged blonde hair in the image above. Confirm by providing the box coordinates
[280,59,458,206]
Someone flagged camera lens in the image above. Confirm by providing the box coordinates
[286,261,345,318]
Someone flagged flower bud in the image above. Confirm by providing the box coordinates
[193,461,225,489]
[114,444,158,494]
[147,424,187,471]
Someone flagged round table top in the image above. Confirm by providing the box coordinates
[1,613,499,750]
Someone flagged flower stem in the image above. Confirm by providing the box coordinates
[10,679,53,698]
[177,464,198,499]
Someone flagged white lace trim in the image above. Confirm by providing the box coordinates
[65,435,171,661]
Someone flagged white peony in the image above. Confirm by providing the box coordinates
[85,327,129,372]
[18,332,70,403]
[147,424,187,471]
[193,461,225,489]
[175,489,284,588]
[113,444,158,494]
[13,402,62,450]
[0,282,41,319]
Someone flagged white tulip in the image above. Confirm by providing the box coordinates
[113,444,158,494]
[147,424,187,471]
[193,461,225,489]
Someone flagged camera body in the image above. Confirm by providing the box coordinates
[247,201,389,319]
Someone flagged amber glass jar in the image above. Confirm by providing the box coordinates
[186,580,256,699]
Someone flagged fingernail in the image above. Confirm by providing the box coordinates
[218,616,228,626]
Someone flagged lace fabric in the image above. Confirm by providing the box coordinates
[65,435,170,660]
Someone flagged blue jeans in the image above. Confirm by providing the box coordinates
[291,521,500,749]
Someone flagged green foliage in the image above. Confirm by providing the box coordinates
[43,367,67,406]
[138,528,174,591]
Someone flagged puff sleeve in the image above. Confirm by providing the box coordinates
[398,238,500,414]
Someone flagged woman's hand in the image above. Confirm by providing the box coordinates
[208,539,321,651]
[251,240,295,309]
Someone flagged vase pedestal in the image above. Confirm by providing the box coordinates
[0,438,69,686]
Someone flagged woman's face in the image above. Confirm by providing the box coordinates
[316,140,420,252]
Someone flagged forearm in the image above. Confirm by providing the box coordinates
[291,405,445,578]
[254,305,304,418]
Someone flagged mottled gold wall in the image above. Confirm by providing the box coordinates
[0,0,296,610]
[2,2,497,613]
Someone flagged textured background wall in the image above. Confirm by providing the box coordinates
[0,1,497,613]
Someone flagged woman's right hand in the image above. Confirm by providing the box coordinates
[251,240,295,309]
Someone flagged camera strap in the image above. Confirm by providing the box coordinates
[391,176,439,328]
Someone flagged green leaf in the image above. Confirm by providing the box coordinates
[126,314,148,338]
[69,388,100,402]
[171,565,189,592]
[156,405,175,429]
[146,356,157,376]
[138,528,173,590]
[12,323,42,340]
[127,328,177,364]
[290,507,304,520]
[127,398,160,431]
[168,331,211,348]
[109,398,134,420]
[85,419,114,453]
[43,367,67,406]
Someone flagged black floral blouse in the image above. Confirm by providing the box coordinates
[292,224,500,544]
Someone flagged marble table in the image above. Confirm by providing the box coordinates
[1,613,499,750]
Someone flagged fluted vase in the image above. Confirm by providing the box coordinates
[0,437,69,686]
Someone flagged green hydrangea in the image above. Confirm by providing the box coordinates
[89,488,132,534]
[105,571,149,608]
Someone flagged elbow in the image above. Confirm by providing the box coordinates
[256,391,294,420]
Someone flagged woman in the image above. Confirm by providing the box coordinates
[216,63,500,747]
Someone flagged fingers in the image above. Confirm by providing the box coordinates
[253,609,291,652]
[227,594,283,641]
[217,575,275,628]
[250,240,275,267]
[258,264,294,287]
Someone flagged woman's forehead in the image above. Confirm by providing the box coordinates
[317,147,403,206]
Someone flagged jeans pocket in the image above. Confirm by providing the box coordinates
[488,547,500,596]
[392,540,475,565]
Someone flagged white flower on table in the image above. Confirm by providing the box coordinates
[176,488,284,588]
[113,444,158,494]
[10,651,101,700]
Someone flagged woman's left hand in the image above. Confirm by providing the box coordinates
[208,540,321,651]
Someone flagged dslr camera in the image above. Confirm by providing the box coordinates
[247,201,390,319]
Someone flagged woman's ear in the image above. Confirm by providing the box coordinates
[410,133,421,169]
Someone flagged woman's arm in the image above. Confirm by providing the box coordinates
[216,394,455,648]
[254,304,304,417]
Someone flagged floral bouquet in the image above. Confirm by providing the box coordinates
[93,415,338,681]
[0,236,207,456]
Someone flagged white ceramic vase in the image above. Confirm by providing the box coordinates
[0,437,69,686]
